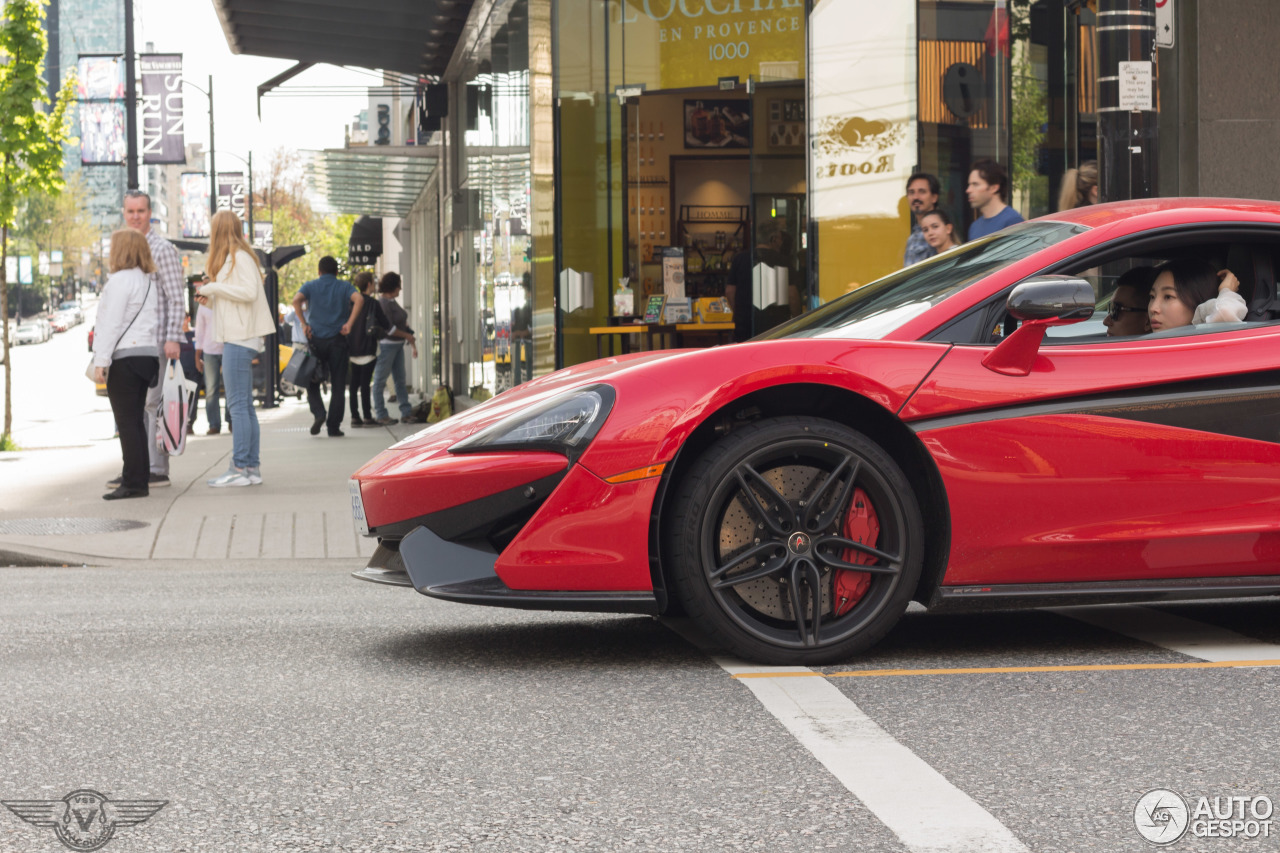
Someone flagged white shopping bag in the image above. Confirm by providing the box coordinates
[158,358,198,456]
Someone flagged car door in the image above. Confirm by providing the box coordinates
[901,321,1280,588]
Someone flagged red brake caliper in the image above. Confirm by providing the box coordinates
[833,487,878,616]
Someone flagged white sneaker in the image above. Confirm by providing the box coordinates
[245,467,263,485]
[208,468,253,488]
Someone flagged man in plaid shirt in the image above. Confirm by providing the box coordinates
[119,190,186,488]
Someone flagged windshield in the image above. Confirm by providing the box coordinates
[760,221,1088,341]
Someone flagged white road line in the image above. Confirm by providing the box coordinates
[716,655,1029,853]
[1045,604,1280,662]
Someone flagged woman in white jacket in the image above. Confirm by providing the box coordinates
[194,211,276,487]
[93,229,159,500]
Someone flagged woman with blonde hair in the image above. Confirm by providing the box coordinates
[1058,160,1099,211]
[94,229,159,500]
[194,210,276,487]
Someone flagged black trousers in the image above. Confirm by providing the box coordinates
[306,334,349,433]
[348,360,375,421]
[107,356,159,490]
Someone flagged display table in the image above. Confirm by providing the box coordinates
[588,321,735,356]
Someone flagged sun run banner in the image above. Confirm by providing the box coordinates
[139,54,185,164]
[215,172,247,221]
[181,173,210,238]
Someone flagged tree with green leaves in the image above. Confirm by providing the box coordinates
[0,0,76,447]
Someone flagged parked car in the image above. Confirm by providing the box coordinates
[15,322,46,345]
[50,312,73,333]
[350,197,1280,665]
[58,301,83,324]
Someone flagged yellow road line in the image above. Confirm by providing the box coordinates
[732,659,1280,679]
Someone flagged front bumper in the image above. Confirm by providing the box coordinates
[353,525,658,614]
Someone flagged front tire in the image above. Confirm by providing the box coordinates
[664,416,923,665]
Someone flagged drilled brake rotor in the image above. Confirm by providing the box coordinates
[717,463,836,620]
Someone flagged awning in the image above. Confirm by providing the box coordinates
[307,148,439,217]
[348,216,383,266]
[212,0,474,77]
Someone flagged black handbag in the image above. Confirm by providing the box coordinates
[281,347,318,387]
[365,300,389,342]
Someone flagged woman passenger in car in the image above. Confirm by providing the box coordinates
[1104,266,1157,337]
[1148,258,1247,332]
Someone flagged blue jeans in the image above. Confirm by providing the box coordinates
[202,353,225,431]
[373,343,410,420]
[222,343,260,469]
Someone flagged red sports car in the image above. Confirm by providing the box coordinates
[351,198,1280,664]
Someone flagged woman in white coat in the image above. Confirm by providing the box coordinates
[194,210,276,487]
[93,229,159,500]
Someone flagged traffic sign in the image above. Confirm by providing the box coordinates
[1155,0,1174,48]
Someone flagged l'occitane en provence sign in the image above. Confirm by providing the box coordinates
[616,0,806,90]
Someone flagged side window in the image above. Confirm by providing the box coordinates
[936,231,1280,346]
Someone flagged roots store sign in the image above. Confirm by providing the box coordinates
[616,0,805,90]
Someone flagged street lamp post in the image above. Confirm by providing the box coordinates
[182,77,216,217]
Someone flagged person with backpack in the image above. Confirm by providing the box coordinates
[345,271,390,428]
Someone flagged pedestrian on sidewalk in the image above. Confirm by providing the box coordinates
[293,257,363,437]
[345,271,388,428]
[122,189,184,490]
[195,210,277,487]
[94,229,159,500]
[193,302,229,435]
[372,272,420,426]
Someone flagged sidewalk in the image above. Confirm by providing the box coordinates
[0,397,422,566]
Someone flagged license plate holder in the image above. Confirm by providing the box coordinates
[349,479,369,536]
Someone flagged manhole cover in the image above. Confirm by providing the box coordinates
[0,518,149,535]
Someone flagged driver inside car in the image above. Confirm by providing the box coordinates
[1104,266,1158,337]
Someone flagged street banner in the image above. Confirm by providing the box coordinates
[181,172,210,238]
[4,256,15,283]
[79,102,127,165]
[252,222,274,252]
[215,172,247,221]
[76,55,124,100]
[140,54,185,164]
[18,256,33,285]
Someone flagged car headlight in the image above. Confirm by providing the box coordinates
[449,385,615,458]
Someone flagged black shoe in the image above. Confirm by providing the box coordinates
[351,416,365,427]
[105,475,123,489]
[103,486,148,500]
[328,429,345,437]
[149,474,170,488]
[310,416,324,436]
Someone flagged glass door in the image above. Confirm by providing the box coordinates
[750,79,809,334]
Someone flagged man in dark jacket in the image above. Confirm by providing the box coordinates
[292,257,362,437]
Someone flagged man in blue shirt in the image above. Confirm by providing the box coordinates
[966,159,1024,240]
[903,172,940,267]
[292,257,363,437]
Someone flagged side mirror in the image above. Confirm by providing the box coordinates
[1006,276,1095,322]
[982,276,1096,376]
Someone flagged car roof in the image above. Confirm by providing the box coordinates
[1044,197,1280,230]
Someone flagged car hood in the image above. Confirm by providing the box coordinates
[358,338,949,481]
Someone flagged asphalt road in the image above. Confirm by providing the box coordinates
[2,560,1279,852]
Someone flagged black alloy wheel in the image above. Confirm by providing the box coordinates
[665,416,923,664]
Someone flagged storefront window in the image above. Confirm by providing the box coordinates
[556,0,807,367]
[455,0,532,399]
